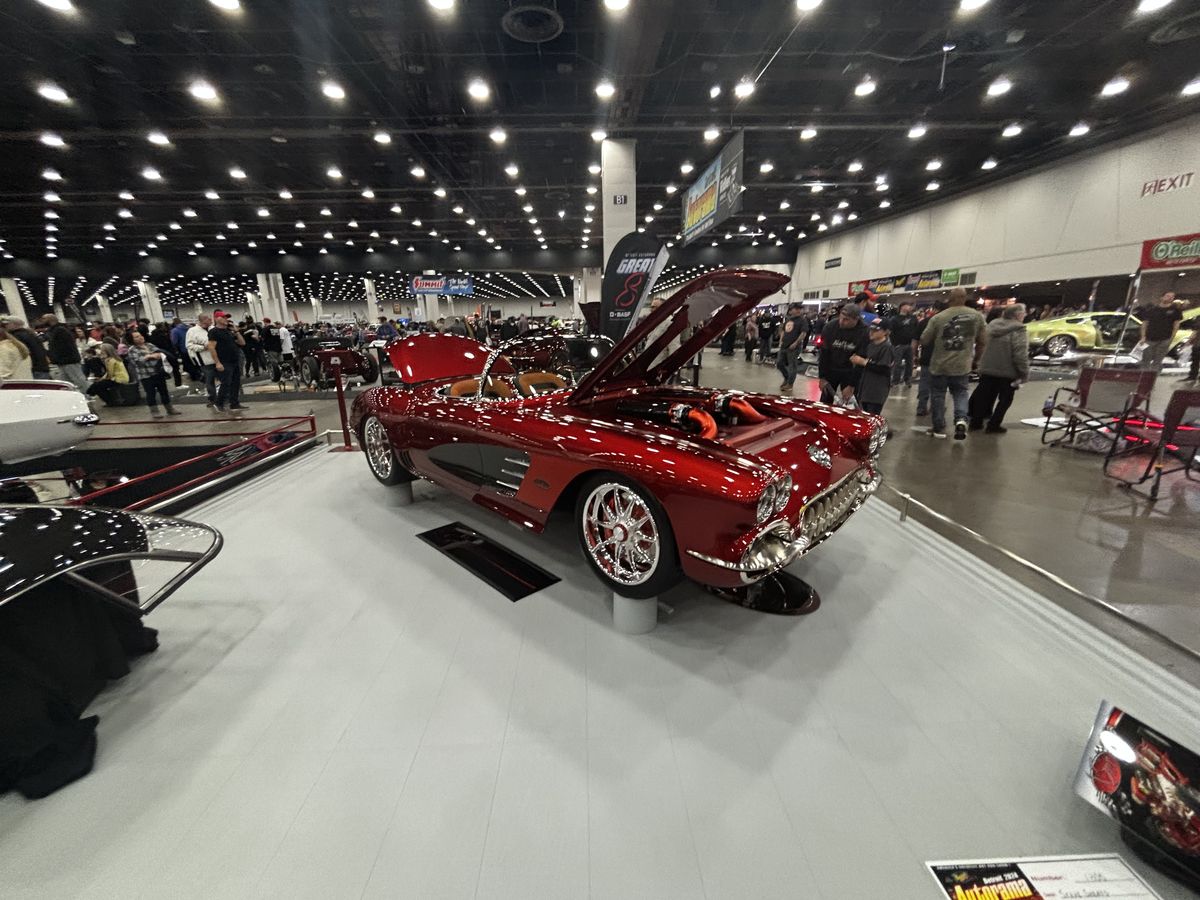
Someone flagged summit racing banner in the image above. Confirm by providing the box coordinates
[681,131,745,246]
[927,855,1161,899]
[1141,232,1200,270]
[410,275,474,296]
[599,231,669,342]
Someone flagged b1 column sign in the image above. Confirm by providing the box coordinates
[681,131,745,246]
[599,231,669,342]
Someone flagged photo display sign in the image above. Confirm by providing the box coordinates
[410,275,474,296]
[599,231,669,342]
[681,131,745,246]
[927,855,1161,899]
[1074,701,1200,880]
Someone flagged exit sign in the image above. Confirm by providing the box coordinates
[613,194,628,205]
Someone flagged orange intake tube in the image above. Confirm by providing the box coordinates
[728,397,767,424]
[684,408,719,440]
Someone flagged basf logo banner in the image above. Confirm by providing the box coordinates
[681,131,745,246]
[599,231,669,342]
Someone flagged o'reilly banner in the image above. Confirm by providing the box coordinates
[410,275,474,296]
[681,131,745,246]
[1141,232,1200,270]
[600,232,669,342]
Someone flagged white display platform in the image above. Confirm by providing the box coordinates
[2,450,1198,899]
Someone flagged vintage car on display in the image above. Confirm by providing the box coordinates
[272,336,380,389]
[0,380,98,466]
[350,269,885,599]
[1026,311,1142,358]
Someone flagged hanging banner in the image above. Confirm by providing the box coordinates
[410,275,474,295]
[1141,232,1200,270]
[681,131,745,246]
[600,232,669,342]
[848,267,960,297]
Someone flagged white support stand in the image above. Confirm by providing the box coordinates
[612,592,657,634]
[390,481,415,507]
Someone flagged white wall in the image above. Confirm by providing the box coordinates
[792,114,1200,299]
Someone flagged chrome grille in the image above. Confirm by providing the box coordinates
[801,472,868,540]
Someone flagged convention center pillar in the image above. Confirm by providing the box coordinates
[96,295,113,322]
[1,277,28,322]
[256,273,288,323]
[612,592,657,634]
[310,295,323,320]
[600,139,637,268]
[136,280,164,323]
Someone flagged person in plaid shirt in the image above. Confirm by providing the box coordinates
[125,331,181,419]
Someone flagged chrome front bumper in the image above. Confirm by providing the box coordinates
[686,468,882,584]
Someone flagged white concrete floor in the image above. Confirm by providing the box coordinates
[2,450,1199,899]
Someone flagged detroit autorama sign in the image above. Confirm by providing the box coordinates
[1140,232,1200,270]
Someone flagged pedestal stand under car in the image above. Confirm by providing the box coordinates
[707,571,821,616]
[611,592,658,634]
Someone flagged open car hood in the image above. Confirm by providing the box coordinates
[0,505,222,616]
[569,269,789,405]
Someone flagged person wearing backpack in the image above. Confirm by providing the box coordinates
[969,304,1029,434]
[920,288,987,440]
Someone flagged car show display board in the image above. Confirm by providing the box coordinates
[927,854,1162,899]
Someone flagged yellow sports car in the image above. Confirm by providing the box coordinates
[1026,311,1140,358]
[1171,307,1200,359]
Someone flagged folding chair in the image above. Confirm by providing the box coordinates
[1104,388,1200,500]
[1041,367,1157,447]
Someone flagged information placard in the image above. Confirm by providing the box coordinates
[926,854,1161,899]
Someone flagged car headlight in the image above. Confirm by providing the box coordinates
[868,424,887,456]
[757,483,777,523]
[773,475,792,515]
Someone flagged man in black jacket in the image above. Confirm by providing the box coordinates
[1,316,52,380]
[817,303,869,405]
[886,302,921,387]
[39,315,88,391]
[776,304,808,393]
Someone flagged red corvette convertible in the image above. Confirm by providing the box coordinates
[351,269,884,598]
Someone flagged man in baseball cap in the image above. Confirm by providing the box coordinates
[816,301,870,405]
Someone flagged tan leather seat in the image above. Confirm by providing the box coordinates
[449,377,513,399]
[517,371,568,397]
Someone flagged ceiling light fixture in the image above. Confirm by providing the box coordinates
[854,76,876,97]
[434,187,447,198]
[926,158,943,171]
[1002,122,1023,137]
[188,79,219,102]
[1101,76,1130,97]
[796,0,822,10]
[926,181,941,191]
[36,82,71,104]
[760,161,775,174]
[603,0,629,10]
[704,127,720,141]
[229,166,247,179]
[39,132,65,148]
[427,0,455,11]
[183,208,197,217]
[490,127,508,144]
[41,168,62,181]
[141,166,162,181]
[504,163,519,177]
[208,0,241,11]
[709,85,722,99]
[880,199,892,209]
[1069,122,1091,137]
[800,126,818,141]
[907,124,927,139]
[734,79,756,99]
[848,160,864,173]
[666,184,677,194]
[147,130,171,146]
[362,188,375,199]
[321,80,346,100]
[680,162,694,175]
[373,131,391,144]
[959,0,988,10]
[410,165,426,179]
[44,192,60,202]
[981,157,998,170]
[591,129,607,142]
[987,76,1012,97]
[1183,77,1200,97]
[596,80,616,100]
[1136,0,1173,12]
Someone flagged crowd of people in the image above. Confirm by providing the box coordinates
[724,288,1197,439]
[0,312,324,416]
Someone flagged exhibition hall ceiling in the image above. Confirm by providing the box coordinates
[1,0,1197,276]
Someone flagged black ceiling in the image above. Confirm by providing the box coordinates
[0,0,1198,280]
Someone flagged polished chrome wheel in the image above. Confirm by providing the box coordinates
[1045,335,1075,357]
[364,416,393,480]
[581,482,661,587]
